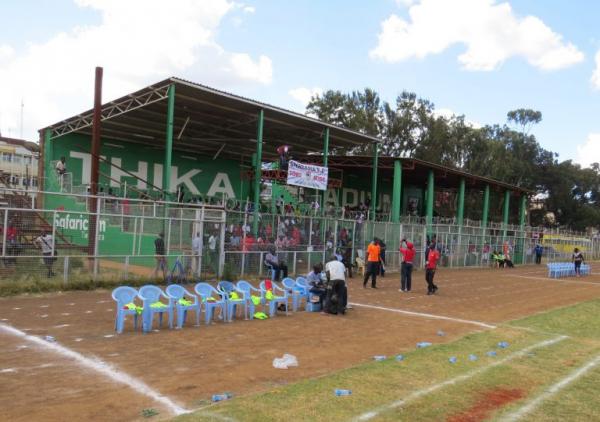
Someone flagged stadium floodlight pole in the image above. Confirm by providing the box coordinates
[252,109,264,237]
[88,66,103,260]
[370,142,379,222]
[392,160,402,223]
[482,184,490,228]
[503,190,511,238]
[426,169,434,231]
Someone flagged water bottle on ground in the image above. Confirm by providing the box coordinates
[417,342,432,348]
[334,389,352,396]
[449,357,457,364]
[44,335,56,342]
[212,393,232,402]
[373,355,386,361]
[469,354,478,361]
[487,351,497,357]
[497,341,509,349]
[395,354,405,361]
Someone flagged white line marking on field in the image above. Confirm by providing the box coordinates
[0,322,189,416]
[352,336,567,421]
[350,303,497,329]
[508,274,600,286]
[500,353,600,421]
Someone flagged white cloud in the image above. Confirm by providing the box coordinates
[288,87,323,108]
[576,133,600,168]
[0,0,272,140]
[433,108,482,128]
[591,50,600,90]
[371,0,584,71]
[395,0,416,6]
[243,6,255,13]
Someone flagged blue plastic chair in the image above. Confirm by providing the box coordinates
[194,282,227,325]
[236,280,264,320]
[218,281,246,322]
[295,277,311,301]
[260,280,288,317]
[166,284,201,328]
[111,286,140,334]
[138,285,174,332]
[282,277,305,312]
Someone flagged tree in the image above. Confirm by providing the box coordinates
[507,109,542,134]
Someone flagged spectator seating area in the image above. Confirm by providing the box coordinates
[546,262,591,278]
[111,278,314,334]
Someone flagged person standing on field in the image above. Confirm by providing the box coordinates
[534,243,543,265]
[425,243,440,295]
[363,237,380,289]
[399,238,415,292]
[152,232,167,280]
[572,247,584,277]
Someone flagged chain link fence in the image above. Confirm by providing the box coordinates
[0,189,598,289]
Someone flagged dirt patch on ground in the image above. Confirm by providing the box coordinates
[0,265,599,421]
[447,388,525,422]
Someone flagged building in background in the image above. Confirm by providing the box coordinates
[0,136,39,191]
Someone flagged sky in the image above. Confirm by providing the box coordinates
[0,0,599,167]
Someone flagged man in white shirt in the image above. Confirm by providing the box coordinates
[191,232,202,276]
[55,157,66,175]
[324,255,347,315]
[34,231,56,277]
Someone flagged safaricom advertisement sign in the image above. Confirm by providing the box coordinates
[55,214,107,240]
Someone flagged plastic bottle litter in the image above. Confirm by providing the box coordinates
[469,354,478,361]
[487,351,497,357]
[44,335,56,342]
[449,357,457,364]
[416,342,432,348]
[497,341,509,349]
[437,330,446,336]
[334,389,352,396]
[211,393,233,402]
[373,355,386,361]
[272,353,299,369]
[395,354,405,361]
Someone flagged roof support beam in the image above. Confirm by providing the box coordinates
[252,109,264,237]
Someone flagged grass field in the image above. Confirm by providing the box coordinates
[179,298,600,422]
[2,264,600,422]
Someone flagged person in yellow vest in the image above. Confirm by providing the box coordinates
[363,237,381,289]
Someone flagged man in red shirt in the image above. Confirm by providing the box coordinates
[425,244,440,295]
[363,237,381,288]
[399,238,415,292]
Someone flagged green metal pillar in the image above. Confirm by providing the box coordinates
[163,84,175,200]
[426,169,434,230]
[482,185,490,228]
[43,128,53,187]
[322,128,330,212]
[457,177,466,226]
[516,194,528,264]
[370,143,379,221]
[391,160,402,223]
[252,110,264,236]
[502,190,511,238]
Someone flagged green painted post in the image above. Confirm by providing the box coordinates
[517,194,528,264]
[502,190,511,238]
[252,110,264,236]
[44,128,53,187]
[519,194,527,229]
[426,169,434,230]
[370,143,379,221]
[457,177,466,226]
[480,184,490,261]
[322,128,329,213]
[163,84,175,200]
[391,160,402,223]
